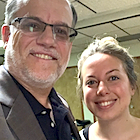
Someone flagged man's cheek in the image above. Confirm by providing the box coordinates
[12,31,22,49]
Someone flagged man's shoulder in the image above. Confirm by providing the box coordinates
[56,92,69,108]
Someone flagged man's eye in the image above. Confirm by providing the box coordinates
[55,27,68,36]
[29,23,40,31]
[21,23,41,32]
[109,76,119,81]
[29,23,38,28]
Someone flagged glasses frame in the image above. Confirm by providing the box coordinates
[10,17,78,42]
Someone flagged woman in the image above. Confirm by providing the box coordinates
[77,37,140,140]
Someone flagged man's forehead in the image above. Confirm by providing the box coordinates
[16,0,72,15]
[18,0,71,7]
[15,0,73,26]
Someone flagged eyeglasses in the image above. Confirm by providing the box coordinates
[10,17,78,42]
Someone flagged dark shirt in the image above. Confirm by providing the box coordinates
[83,126,89,140]
[12,77,59,140]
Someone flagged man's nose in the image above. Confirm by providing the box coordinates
[96,81,110,96]
[36,26,55,46]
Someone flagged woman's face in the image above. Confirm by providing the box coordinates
[81,53,135,121]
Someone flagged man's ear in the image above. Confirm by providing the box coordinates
[1,25,10,49]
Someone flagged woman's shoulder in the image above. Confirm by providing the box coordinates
[132,117,140,139]
[134,116,140,129]
[134,116,140,126]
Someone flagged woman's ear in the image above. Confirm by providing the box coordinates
[131,86,135,96]
[1,25,10,49]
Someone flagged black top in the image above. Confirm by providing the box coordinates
[13,78,59,140]
[83,126,90,140]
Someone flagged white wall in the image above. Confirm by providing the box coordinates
[68,40,140,67]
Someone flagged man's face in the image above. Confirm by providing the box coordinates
[4,0,73,88]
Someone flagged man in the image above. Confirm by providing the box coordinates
[0,0,81,139]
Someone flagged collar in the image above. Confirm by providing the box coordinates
[6,71,51,115]
[4,65,66,115]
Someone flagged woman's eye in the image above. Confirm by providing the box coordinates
[109,76,119,81]
[86,80,97,86]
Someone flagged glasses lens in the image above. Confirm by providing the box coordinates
[53,25,69,41]
[69,28,77,42]
[19,18,45,36]
[13,17,77,42]
[53,25,77,42]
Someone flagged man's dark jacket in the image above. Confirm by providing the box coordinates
[0,66,81,140]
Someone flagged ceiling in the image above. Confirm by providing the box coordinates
[1,0,140,64]
[70,0,140,54]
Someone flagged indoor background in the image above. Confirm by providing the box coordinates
[1,0,140,128]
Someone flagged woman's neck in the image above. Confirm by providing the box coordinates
[89,114,137,140]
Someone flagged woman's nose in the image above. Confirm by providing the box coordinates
[96,81,110,96]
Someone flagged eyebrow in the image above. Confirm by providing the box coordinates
[54,21,69,27]
[27,16,69,27]
[106,69,119,75]
[26,16,41,21]
[85,69,119,79]
[86,75,96,79]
